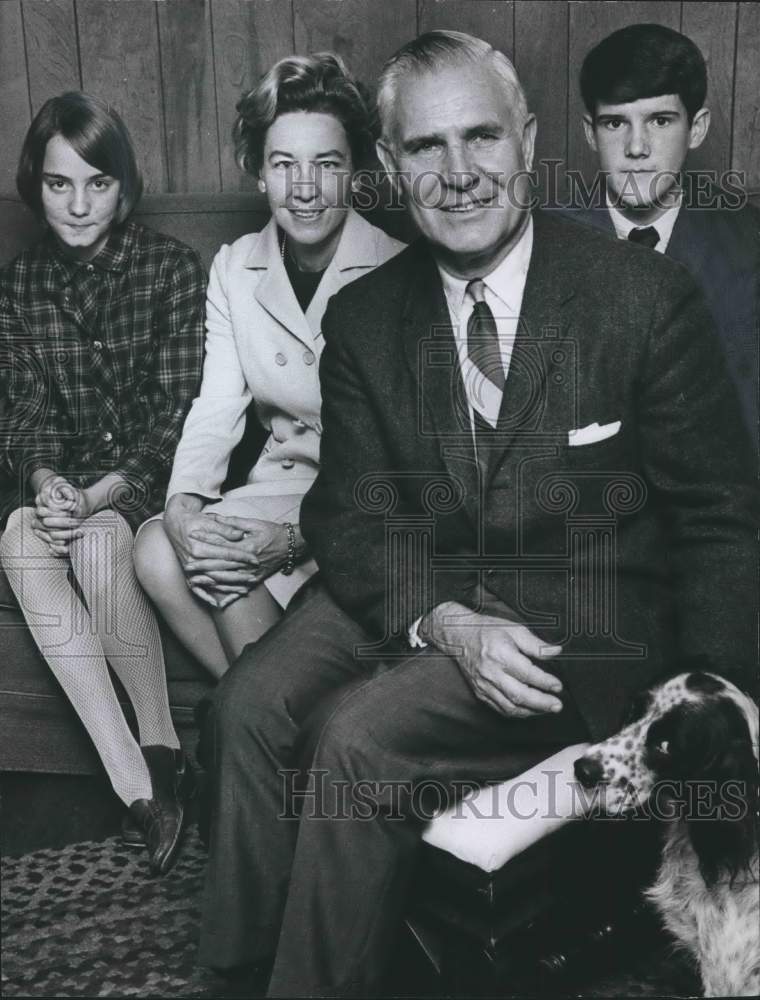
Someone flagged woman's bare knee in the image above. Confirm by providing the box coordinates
[133,521,182,595]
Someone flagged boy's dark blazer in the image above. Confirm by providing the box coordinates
[562,192,759,433]
[301,211,757,739]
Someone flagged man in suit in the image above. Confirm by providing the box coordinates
[199,31,757,997]
[570,22,758,433]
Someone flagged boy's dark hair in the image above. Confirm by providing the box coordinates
[580,23,707,123]
[17,91,142,224]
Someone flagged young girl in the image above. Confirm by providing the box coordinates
[0,92,206,875]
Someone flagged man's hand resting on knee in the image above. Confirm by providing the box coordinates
[419,602,564,718]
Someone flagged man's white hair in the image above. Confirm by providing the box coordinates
[376,30,530,145]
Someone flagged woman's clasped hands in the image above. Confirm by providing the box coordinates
[164,496,291,609]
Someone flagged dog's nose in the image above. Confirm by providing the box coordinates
[574,755,604,788]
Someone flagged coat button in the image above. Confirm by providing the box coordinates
[303,350,315,365]
[275,352,287,366]
[280,458,295,469]
[102,430,113,444]
[93,340,103,350]
[85,263,95,273]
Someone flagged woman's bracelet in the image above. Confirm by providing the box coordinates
[282,521,297,576]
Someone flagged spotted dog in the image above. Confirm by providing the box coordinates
[574,672,759,997]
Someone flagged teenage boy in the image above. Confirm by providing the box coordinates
[574,23,758,432]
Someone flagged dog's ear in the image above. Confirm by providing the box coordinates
[667,699,759,885]
[689,761,758,886]
[662,699,753,778]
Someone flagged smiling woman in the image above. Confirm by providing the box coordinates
[133,52,405,680]
[261,110,355,273]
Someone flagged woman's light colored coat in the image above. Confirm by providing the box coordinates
[167,209,404,504]
[164,208,404,605]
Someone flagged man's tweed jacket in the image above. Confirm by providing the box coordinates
[302,211,757,739]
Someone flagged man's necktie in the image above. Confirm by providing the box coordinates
[628,226,659,249]
[466,279,505,393]
[465,279,503,456]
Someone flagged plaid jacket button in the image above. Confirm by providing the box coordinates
[102,431,113,444]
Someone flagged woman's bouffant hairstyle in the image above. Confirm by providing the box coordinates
[233,52,375,176]
[16,91,143,224]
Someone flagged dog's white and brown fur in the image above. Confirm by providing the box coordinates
[574,671,759,997]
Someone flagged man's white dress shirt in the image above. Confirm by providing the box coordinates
[409,217,534,648]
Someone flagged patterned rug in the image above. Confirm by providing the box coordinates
[1,828,700,998]
[1,829,228,999]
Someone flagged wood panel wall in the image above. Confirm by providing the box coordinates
[1,0,757,197]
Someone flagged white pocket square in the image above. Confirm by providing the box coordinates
[568,420,621,447]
